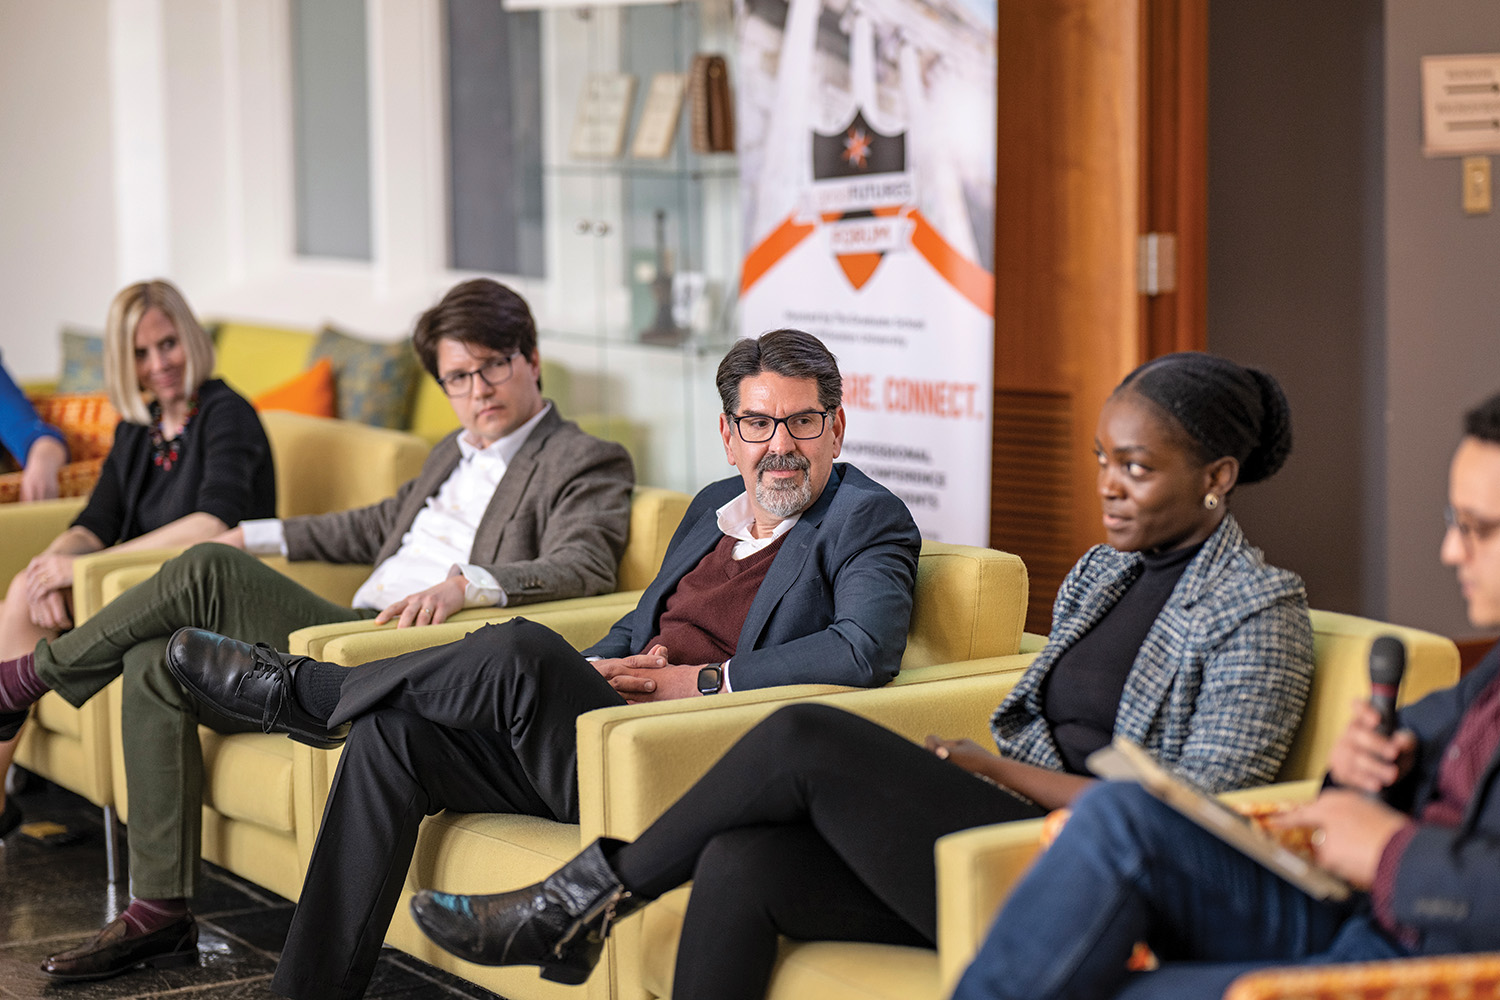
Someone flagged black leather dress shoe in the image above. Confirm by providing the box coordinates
[41,914,198,981]
[165,627,349,749]
[0,707,27,742]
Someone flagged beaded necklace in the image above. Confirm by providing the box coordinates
[149,393,199,471]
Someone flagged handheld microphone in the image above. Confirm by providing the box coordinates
[1368,635,1406,738]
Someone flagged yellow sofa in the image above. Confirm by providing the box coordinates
[560,610,1460,1000]
[75,486,691,900]
[9,413,429,881]
[286,540,1029,1000]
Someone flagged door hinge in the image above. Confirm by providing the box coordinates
[1138,232,1177,296]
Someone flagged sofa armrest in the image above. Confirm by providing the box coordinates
[935,818,1049,990]
[72,546,187,623]
[0,496,88,583]
[290,593,642,663]
[931,778,1323,992]
[577,669,1024,844]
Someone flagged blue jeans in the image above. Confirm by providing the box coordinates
[951,782,1409,1000]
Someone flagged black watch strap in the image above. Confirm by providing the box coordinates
[697,664,723,696]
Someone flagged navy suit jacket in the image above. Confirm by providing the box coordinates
[583,464,921,690]
[1374,645,1500,953]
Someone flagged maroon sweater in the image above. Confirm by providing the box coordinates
[646,533,788,666]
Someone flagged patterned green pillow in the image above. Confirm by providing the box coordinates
[57,328,106,393]
[307,325,420,429]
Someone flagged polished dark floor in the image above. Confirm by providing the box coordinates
[0,774,506,1000]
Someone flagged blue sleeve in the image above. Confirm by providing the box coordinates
[0,358,67,464]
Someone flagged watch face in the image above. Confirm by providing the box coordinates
[697,666,721,694]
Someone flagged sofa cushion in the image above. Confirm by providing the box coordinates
[308,325,420,430]
[253,358,337,418]
[57,328,106,393]
[212,322,317,398]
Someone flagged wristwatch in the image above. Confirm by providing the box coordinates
[696,664,723,696]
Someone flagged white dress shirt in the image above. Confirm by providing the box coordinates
[242,404,552,611]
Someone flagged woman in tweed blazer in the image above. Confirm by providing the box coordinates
[409,353,1316,1000]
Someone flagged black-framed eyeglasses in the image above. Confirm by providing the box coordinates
[1445,505,1500,552]
[436,353,521,397]
[729,410,832,443]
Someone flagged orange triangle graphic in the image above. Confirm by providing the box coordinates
[836,253,883,289]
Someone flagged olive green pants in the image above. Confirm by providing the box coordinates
[35,543,374,898]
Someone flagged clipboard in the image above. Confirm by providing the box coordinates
[1086,738,1351,902]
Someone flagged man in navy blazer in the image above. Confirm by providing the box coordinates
[167,329,921,1000]
[951,390,1500,1000]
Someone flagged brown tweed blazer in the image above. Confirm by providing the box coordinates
[281,405,634,605]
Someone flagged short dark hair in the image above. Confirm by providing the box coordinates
[412,279,539,385]
[1464,393,1500,445]
[716,330,842,415]
[1115,351,1293,485]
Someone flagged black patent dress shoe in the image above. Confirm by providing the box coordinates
[41,914,198,981]
[0,796,21,839]
[165,627,349,749]
[410,838,642,985]
[0,707,27,742]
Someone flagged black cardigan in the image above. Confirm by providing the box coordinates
[74,379,276,545]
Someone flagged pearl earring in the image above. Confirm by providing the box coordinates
[1203,493,1220,510]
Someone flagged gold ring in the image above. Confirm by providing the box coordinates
[1310,829,1326,848]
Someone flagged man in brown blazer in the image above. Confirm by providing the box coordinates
[2,278,635,982]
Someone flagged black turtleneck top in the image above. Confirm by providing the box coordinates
[1042,541,1204,774]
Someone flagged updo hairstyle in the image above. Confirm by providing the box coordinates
[1115,352,1293,486]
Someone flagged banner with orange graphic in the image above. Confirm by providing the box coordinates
[736,0,995,543]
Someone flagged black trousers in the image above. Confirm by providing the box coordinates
[271,618,625,1000]
[610,703,1045,1000]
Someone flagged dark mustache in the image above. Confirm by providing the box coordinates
[758,453,810,474]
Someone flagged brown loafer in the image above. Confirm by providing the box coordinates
[41,914,198,981]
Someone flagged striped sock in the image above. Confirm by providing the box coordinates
[0,652,47,712]
[119,897,190,936]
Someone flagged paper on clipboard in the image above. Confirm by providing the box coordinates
[1086,739,1351,902]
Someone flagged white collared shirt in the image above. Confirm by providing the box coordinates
[714,490,800,559]
[707,491,801,691]
[242,403,552,611]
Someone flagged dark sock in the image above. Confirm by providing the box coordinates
[292,658,346,722]
[0,652,48,712]
[119,897,190,936]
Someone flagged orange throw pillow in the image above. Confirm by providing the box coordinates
[30,392,121,461]
[253,358,337,418]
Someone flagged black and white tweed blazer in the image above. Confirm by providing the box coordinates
[990,514,1314,793]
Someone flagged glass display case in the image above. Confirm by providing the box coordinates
[528,0,741,493]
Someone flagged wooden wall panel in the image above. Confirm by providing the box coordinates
[992,0,1143,631]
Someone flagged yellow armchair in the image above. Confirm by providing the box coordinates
[12,414,428,887]
[293,540,1028,1000]
[930,611,1461,998]
[547,610,1457,1000]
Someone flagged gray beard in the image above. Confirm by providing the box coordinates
[755,473,814,519]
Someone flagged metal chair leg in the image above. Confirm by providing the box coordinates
[103,804,123,884]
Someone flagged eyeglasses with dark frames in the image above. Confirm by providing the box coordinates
[729,410,832,443]
[1444,505,1500,553]
[437,353,521,397]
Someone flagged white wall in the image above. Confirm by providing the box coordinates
[0,0,119,380]
[1383,0,1500,640]
[0,0,731,492]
